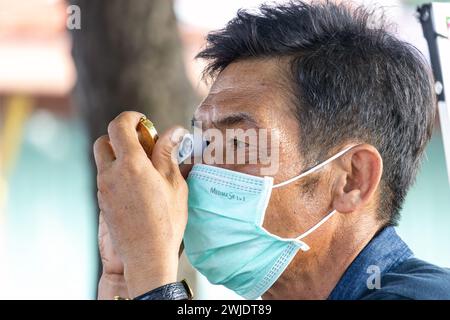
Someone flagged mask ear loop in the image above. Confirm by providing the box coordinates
[272,145,357,250]
[294,209,337,251]
[272,145,356,189]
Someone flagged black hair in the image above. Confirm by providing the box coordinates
[196,0,436,225]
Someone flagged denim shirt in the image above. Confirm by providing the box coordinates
[328,226,450,300]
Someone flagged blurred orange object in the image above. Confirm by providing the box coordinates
[0,0,75,97]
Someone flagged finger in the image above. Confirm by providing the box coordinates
[98,211,111,245]
[151,126,188,181]
[94,135,115,172]
[98,212,123,273]
[98,211,107,239]
[107,111,146,159]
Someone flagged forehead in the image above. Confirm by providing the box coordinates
[195,59,292,126]
[210,58,284,95]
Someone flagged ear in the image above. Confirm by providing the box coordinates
[332,144,383,214]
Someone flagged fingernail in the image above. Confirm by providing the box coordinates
[171,128,186,144]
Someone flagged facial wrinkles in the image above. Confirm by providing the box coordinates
[197,60,304,180]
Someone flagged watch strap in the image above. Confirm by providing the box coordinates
[134,280,193,300]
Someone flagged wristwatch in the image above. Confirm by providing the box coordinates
[134,279,193,300]
[114,279,193,301]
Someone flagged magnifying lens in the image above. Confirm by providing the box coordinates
[137,116,201,164]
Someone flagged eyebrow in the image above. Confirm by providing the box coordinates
[192,112,260,129]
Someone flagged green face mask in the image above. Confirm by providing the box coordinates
[183,145,354,299]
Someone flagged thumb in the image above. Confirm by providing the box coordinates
[151,126,188,181]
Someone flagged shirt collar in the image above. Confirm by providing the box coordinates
[328,226,413,300]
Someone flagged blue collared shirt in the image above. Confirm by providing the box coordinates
[328,226,450,300]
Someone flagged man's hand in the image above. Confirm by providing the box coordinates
[97,212,129,299]
[94,111,189,298]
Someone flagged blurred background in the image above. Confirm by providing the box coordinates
[0,0,449,299]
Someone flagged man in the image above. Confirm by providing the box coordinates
[94,1,450,300]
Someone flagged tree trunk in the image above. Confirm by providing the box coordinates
[70,0,196,137]
[69,0,198,297]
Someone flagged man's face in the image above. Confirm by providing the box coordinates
[192,59,336,248]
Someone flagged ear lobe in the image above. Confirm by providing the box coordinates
[332,145,383,214]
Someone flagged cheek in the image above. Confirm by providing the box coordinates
[262,187,315,238]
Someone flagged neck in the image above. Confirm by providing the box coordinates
[262,222,380,300]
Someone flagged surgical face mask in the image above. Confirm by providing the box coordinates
[183,146,354,300]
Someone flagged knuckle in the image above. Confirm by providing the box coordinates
[169,125,185,134]
[97,190,104,206]
[97,173,111,193]
[161,143,175,159]
[97,190,110,213]
[117,111,134,119]
[93,137,101,151]
[114,111,143,126]
[107,119,122,136]
[119,157,144,175]
[93,135,108,152]
[120,111,139,119]
[167,126,187,146]
[108,113,134,135]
